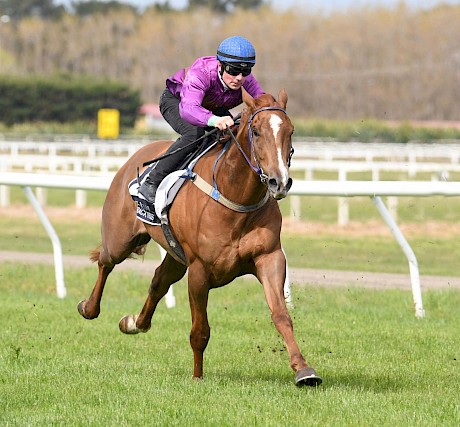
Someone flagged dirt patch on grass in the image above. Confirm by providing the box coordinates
[0,205,103,223]
[283,218,460,238]
[1,204,458,238]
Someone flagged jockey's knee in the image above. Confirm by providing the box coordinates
[182,126,205,144]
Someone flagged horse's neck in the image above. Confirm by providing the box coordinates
[214,135,266,206]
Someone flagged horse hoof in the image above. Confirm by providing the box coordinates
[119,315,151,334]
[77,300,98,320]
[295,368,322,387]
[119,315,140,334]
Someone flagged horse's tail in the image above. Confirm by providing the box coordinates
[89,245,101,263]
[89,242,147,263]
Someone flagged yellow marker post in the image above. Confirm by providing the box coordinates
[97,108,120,139]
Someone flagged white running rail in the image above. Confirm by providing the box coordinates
[3,173,460,317]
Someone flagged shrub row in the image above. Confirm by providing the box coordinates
[0,75,141,127]
[293,118,460,143]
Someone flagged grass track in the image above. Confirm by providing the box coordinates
[1,264,459,426]
[1,195,460,425]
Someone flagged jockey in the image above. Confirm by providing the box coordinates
[139,35,265,204]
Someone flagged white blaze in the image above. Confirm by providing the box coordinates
[270,114,289,183]
[270,113,282,141]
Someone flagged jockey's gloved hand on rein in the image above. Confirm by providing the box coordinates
[207,115,234,131]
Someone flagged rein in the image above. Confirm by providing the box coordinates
[142,113,242,168]
[140,107,289,214]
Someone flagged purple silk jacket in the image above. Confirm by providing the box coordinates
[165,56,264,127]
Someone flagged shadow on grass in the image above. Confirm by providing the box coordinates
[324,370,406,393]
[204,362,409,394]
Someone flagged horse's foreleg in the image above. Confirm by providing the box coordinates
[186,263,211,380]
[256,252,322,387]
[119,253,187,334]
[78,259,114,320]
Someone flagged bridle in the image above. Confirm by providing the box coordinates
[227,106,290,185]
[190,105,293,213]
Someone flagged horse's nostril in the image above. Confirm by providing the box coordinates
[268,178,278,189]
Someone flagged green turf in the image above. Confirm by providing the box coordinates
[279,194,460,224]
[281,233,460,276]
[0,264,459,426]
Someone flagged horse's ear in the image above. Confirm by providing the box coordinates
[242,87,256,109]
[278,88,288,109]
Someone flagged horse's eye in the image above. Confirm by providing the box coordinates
[252,127,259,137]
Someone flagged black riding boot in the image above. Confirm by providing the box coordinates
[138,138,190,204]
[138,169,163,203]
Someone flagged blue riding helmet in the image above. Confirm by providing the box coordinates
[216,36,256,66]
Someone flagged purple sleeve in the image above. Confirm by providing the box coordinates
[178,68,214,127]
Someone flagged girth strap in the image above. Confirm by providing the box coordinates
[191,173,269,213]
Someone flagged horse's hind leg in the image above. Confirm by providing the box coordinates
[119,253,187,334]
[77,247,114,319]
[78,234,150,320]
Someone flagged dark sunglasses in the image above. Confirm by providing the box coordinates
[223,63,252,77]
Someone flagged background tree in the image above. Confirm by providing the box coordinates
[187,0,262,13]
[144,1,176,13]
[0,0,65,19]
[71,1,137,16]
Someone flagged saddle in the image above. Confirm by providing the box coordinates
[128,131,231,265]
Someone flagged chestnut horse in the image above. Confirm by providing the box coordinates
[78,89,321,387]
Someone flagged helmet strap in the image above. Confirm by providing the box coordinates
[218,61,225,78]
[217,63,232,91]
